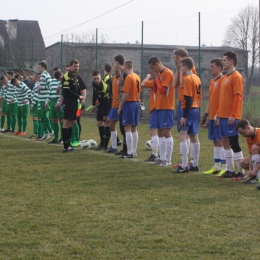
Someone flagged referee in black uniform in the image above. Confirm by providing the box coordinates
[62,59,85,152]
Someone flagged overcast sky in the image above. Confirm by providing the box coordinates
[2,0,259,47]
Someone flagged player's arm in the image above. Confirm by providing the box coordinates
[182,95,192,119]
[92,85,98,106]
[117,91,129,115]
[81,89,86,105]
[154,77,166,94]
[141,74,152,87]
[173,70,180,88]
[25,87,31,104]
[230,93,242,118]
[0,87,4,99]
[201,102,209,125]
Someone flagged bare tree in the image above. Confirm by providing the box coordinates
[223,5,259,96]
[62,32,112,88]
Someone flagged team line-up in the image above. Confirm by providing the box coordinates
[0,48,259,189]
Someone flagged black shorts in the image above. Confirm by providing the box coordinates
[63,99,77,120]
[96,103,109,121]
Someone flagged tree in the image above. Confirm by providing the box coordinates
[223,5,259,96]
[62,32,112,88]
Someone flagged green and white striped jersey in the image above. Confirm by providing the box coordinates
[49,79,61,100]
[31,82,39,107]
[38,71,52,103]
[0,84,7,99]
[16,81,31,106]
[5,81,17,103]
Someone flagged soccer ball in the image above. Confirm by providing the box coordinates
[88,139,97,149]
[145,140,152,150]
[80,140,90,149]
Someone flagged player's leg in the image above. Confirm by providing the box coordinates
[173,129,189,173]
[131,102,140,157]
[186,109,200,171]
[107,107,119,153]
[160,110,174,166]
[121,102,137,158]
[218,118,240,178]
[95,106,105,150]
[19,104,29,136]
[10,103,17,133]
[0,100,7,131]
[57,106,64,143]
[145,109,159,162]
[204,120,223,174]
[243,144,260,184]
[229,134,245,180]
[62,99,77,152]
[15,106,22,135]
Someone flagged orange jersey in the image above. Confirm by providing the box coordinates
[208,75,224,120]
[122,73,141,102]
[155,68,174,110]
[218,70,244,119]
[144,80,156,113]
[246,128,260,153]
[181,74,202,109]
[177,66,196,101]
[111,75,120,108]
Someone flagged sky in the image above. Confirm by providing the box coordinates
[2,0,259,47]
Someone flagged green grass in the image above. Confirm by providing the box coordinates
[0,117,260,259]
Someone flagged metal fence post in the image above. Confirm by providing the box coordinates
[96,28,98,70]
[60,34,63,70]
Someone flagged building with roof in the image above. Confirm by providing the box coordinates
[46,41,245,93]
[0,19,45,70]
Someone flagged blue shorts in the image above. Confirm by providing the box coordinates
[156,110,174,129]
[108,107,120,121]
[149,109,157,129]
[177,101,182,123]
[179,108,199,135]
[219,118,239,137]
[122,102,140,126]
[208,120,221,141]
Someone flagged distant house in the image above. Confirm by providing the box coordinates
[0,19,45,70]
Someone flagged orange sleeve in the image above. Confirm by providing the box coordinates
[183,77,192,97]
[230,94,242,118]
[155,78,166,94]
[122,76,131,93]
[145,80,154,88]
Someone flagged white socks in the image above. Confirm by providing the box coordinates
[165,137,173,162]
[213,147,221,170]
[252,154,260,179]
[151,135,159,157]
[159,137,166,161]
[132,131,138,155]
[190,143,200,167]
[224,149,234,172]
[234,151,244,173]
[126,132,133,155]
[180,141,188,167]
[186,138,190,155]
[219,146,227,170]
[111,130,117,149]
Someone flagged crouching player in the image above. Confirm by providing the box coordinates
[236,120,260,184]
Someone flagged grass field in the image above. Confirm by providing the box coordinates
[0,116,260,259]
